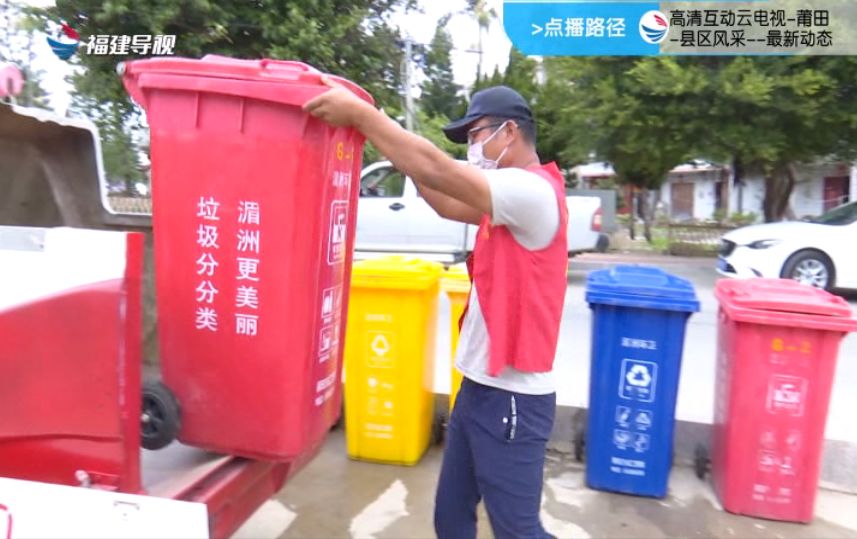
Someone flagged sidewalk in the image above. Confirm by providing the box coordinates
[574,252,717,268]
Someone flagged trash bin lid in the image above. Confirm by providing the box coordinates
[715,278,857,331]
[586,265,700,313]
[441,263,471,294]
[122,55,373,110]
[352,256,443,291]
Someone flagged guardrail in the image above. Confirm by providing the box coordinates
[667,223,737,257]
[107,196,153,215]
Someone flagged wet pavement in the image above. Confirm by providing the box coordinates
[234,429,857,538]
[232,253,857,538]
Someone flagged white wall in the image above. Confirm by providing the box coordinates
[731,163,850,221]
[661,170,721,220]
[732,175,765,220]
[790,162,848,217]
[851,162,857,203]
[693,175,718,220]
[658,162,852,222]
[790,173,824,218]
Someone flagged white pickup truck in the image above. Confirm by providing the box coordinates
[355,161,608,263]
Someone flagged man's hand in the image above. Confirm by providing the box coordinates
[303,76,373,127]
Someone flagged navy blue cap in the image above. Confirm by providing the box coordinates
[442,85,534,144]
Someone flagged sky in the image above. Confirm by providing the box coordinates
[15,0,512,115]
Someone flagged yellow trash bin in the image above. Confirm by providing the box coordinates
[441,263,471,412]
[344,256,442,465]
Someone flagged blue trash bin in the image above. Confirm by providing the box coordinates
[585,265,700,498]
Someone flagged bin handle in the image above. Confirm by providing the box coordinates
[259,59,320,73]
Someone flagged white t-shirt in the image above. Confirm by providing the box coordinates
[454,167,561,395]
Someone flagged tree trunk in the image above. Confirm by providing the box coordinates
[628,187,637,240]
[763,163,797,222]
[732,155,744,215]
[638,189,654,243]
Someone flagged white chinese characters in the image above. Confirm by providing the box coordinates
[533,17,626,38]
[194,196,221,332]
[235,201,262,337]
[85,34,176,56]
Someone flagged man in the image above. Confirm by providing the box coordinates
[305,83,567,539]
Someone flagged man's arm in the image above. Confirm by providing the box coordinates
[414,182,483,225]
[356,108,492,216]
[304,85,492,216]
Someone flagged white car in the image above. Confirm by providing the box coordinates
[356,160,608,263]
[717,201,857,291]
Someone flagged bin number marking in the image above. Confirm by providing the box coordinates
[336,142,353,162]
[771,338,812,355]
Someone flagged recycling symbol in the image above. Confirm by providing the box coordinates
[370,334,390,357]
[626,365,652,387]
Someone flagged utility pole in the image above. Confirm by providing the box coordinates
[403,37,415,131]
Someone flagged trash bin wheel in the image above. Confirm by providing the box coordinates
[694,443,710,480]
[432,414,445,445]
[141,380,181,450]
[573,425,586,463]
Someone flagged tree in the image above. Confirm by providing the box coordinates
[697,56,857,221]
[539,55,857,231]
[17,64,51,108]
[71,96,144,193]
[539,57,706,239]
[1,1,50,108]
[420,15,464,121]
[416,109,466,160]
[30,0,417,182]
[466,0,497,79]
[33,0,416,118]
[470,65,503,95]
[502,48,538,103]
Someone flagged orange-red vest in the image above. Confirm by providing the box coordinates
[463,162,569,376]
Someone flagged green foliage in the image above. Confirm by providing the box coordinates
[416,109,466,159]
[420,17,465,120]
[712,208,727,223]
[536,55,857,221]
[28,0,416,186]
[1,2,51,109]
[34,0,416,115]
[502,48,538,102]
[471,65,504,95]
[729,212,759,227]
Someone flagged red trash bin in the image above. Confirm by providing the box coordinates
[712,278,857,523]
[122,56,373,461]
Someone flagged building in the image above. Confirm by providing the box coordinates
[570,160,857,222]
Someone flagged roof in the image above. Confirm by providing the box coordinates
[570,160,726,179]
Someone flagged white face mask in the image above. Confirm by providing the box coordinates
[467,121,511,170]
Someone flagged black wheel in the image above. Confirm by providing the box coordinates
[141,379,180,450]
[573,425,585,463]
[782,250,835,291]
[431,414,445,445]
[694,443,710,480]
